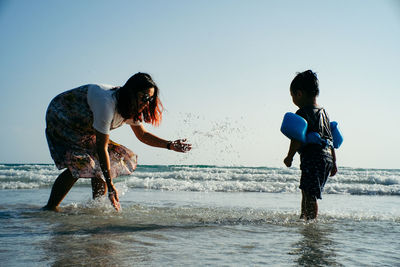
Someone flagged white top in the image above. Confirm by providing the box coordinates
[87,84,141,134]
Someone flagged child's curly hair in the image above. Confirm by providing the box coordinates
[290,70,319,97]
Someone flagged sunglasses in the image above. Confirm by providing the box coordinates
[140,94,154,103]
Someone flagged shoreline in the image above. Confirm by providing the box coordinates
[1,162,400,171]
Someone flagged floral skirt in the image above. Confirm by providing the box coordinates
[45,85,137,179]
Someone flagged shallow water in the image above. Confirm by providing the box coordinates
[1,188,399,266]
[1,165,399,266]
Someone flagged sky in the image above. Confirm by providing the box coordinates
[0,0,399,169]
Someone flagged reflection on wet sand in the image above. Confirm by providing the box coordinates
[290,223,341,266]
[39,213,167,266]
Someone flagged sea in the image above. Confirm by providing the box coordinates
[1,164,399,266]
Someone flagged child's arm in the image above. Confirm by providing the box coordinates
[330,147,338,176]
[284,139,302,167]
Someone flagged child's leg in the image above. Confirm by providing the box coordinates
[300,190,306,219]
[304,191,318,220]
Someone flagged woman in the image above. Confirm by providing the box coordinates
[43,73,191,211]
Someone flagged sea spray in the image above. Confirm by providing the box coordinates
[173,112,247,166]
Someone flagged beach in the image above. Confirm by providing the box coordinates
[1,164,399,266]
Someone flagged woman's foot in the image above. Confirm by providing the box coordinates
[41,205,61,212]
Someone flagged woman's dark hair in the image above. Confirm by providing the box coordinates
[290,70,319,97]
[115,72,163,126]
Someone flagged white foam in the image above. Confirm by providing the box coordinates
[1,164,400,196]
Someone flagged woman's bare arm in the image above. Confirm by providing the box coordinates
[130,124,191,152]
[95,130,121,211]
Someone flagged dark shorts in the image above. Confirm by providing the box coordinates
[300,148,333,199]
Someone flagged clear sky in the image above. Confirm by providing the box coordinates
[0,0,399,169]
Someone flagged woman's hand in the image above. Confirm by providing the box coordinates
[170,139,192,153]
[107,183,121,211]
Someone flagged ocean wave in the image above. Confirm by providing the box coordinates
[121,177,400,195]
[1,164,399,195]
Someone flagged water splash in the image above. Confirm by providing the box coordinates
[173,113,247,166]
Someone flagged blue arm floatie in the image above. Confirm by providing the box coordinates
[280,112,343,149]
[330,121,343,149]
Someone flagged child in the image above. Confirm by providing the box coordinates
[284,70,337,220]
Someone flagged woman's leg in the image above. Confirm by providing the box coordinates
[43,169,78,211]
[91,176,107,199]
